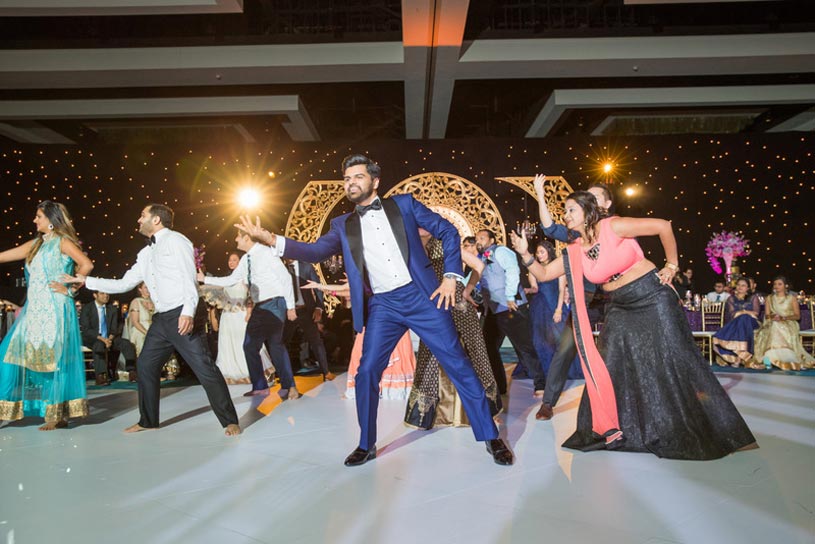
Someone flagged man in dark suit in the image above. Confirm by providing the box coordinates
[80,291,137,385]
[238,153,513,467]
[283,259,336,381]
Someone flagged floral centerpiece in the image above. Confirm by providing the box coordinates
[705,231,750,279]
[193,245,206,271]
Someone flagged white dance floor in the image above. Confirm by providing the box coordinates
[1,371,813,544]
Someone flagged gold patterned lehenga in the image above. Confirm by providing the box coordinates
[753,294,815,371]
[404,238,501,429]
[0,237,89,422]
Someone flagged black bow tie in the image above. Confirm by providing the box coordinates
[355,198,382,217]
[147,235,157,246]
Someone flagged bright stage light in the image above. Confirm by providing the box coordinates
[625,187,635,197]
[603,162,614,174]
[237,187,261,210]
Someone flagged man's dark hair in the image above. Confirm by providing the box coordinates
[147,203,174,229]
[462,236,476,245]
[341,154,381,179]
[478,229,496,243]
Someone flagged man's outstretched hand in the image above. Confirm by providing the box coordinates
[235,215,275,246]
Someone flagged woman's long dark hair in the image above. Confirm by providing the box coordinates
[566,190,608,245]
[26,200,80,264]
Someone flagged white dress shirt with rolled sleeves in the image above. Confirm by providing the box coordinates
[85,228,200,317]
[204,243,294,309]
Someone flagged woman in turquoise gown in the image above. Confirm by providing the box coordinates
[0,201,93,430]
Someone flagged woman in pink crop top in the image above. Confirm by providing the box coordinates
[512,190,756,460]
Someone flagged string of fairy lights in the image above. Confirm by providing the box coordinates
[1,134,813,298]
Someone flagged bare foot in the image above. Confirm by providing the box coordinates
[280,388,301,400]
[224,424,242,436]
[38,420,68,431]
[124,423,156,433]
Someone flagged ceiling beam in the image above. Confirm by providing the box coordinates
[0,42,405,89]
[0,0,243,17]
[0,95,320,141]
[457,33,815,79]
[527,84,815,137]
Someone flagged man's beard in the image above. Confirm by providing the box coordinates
[346,185,374,204]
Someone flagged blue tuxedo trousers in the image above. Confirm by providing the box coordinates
[355,282,498,449]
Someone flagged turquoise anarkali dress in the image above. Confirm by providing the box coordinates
[0,237,89,423]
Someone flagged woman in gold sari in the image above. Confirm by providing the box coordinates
[754,276,814,370]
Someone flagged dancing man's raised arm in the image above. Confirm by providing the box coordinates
[236,214,341,263]
[202,255,248,287]
[67,252,144,294]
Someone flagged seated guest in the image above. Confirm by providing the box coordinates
[754,276,815,371]
[706,281,731,303]
[712,278,761,368]
[672,267,694,297]
[80,290,137,385]
[748,277,766,299]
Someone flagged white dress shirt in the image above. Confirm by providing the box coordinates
[204,243,294,309]
[85,228,200,317]
[289,260,304,307]
[705,291,730,303]
[275,208,412,295]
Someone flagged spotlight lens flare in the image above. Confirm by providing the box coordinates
[625,187,635,196]
[237,188,261,210]
[603,162,614,173]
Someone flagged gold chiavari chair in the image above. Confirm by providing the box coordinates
[692,300,725,364]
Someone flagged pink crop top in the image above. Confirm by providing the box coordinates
[580,217,645,284]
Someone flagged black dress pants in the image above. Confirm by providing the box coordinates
[88,337,137,377]
[283,307,329,375]
[136,306,238,428]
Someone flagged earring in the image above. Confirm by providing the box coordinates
[48,224,54,231]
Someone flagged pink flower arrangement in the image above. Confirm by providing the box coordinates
[705,231,750,275]
[193,245,206,271]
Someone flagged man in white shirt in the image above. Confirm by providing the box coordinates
[199,231,299,399]
[65,204,240,436]
[706,281,731,303]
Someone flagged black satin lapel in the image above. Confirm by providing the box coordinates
[345,213,365,284]
[382,198,409,264]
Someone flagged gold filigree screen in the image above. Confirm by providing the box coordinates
[385,172,506,245]
[495,176,574,250]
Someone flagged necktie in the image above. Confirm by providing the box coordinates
[355,198,382,216]
[100,305,108,338]
[288,263,302,305]
[246,254,252,289]
[716,294,721,302]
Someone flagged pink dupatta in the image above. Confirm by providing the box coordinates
[564,244,622,444]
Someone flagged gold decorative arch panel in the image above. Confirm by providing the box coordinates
[495,176,574,229]
[283,180,346,314]
[384,172,506,245]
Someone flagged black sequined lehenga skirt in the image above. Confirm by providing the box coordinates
[563,270,756,460]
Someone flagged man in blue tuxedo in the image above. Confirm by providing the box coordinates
[238,154,513,466]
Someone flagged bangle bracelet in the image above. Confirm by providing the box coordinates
[664,262,678,272]
[523,255,536,267]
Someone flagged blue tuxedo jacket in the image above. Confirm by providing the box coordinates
[282,194,463,332]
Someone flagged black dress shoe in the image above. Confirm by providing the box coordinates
[344,447,376,467]
[486,439,514,466]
